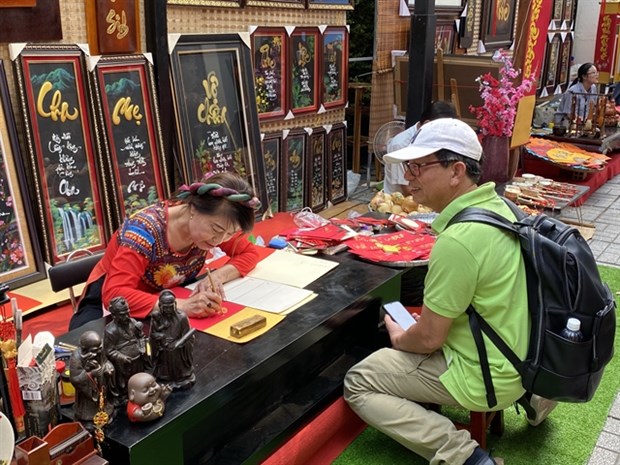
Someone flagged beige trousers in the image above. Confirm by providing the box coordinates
[344,348,479,465]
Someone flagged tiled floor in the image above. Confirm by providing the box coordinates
[348,171,620,465]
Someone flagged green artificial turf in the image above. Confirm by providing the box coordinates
[333,265,620,465]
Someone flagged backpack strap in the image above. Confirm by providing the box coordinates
[467,304,524,408]
[449,199,526,409]
[447,196,526,232]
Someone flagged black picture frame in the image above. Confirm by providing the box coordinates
[261,132,282,214]
[327,122,347,205]
[90,54,171,229]
[168,33,268,213]
[306,127,326,212]
[251,27,288,121]
[480,0,517,50]
[321,26,348,110]
[13,44,110,264]
[0,60,45,287]
[280,130,307,212]
[289,27,320,116]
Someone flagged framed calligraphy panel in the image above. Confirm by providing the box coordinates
[281,130,306,212]
[12,44,109,264]
[435,20,456,54]
[246,0,304,8]
[307,0,353,9]
[86,0,140,55]
[321,26,348,110]
[480,0,517,50]
[251,27,288,121]
[290,27,320,115]
[327,123,347,205]
[459,0,477,49]
[558,34,573,90]
[169,33,268,214]
[551,0,564,22]
[306,127,326,212]
[90,54,170,229]
[543,33,562,93]
[261,133,282,214]
[0,61,45,287]
[563,0,575,25]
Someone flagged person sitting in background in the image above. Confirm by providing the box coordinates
[69,172,261,330]
[558,62,599,122]
[383,101,457,195]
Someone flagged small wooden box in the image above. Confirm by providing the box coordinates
[230,315,267,338]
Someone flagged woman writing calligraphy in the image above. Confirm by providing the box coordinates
[69,172,261,330]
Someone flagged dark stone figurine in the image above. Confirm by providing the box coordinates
[149,290,196,389]
[126,372,172,422]
[69,331,115,426]
[104,296,151,403]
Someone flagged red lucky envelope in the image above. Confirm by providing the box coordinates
[282,223,349,243]
[172,286,246,331]
[346,230,435,262]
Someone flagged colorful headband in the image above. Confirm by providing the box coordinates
[177,182,262,210]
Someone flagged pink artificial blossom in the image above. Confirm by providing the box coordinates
[469,49,536,137]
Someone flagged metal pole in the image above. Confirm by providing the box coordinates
[406,0,436,127]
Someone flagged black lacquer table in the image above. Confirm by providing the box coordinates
[59,253,402,464]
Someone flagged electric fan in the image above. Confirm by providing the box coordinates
[372,120,406,165]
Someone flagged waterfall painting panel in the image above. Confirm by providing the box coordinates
[280,130,306,212]
[327,122,347,205]
[306,127,326,212]
[168,33,268,214]
[261,132,282,214]
[13,44,109,264]
[90,54,170,230]
[0,61,45,287]
[321,26,348,110]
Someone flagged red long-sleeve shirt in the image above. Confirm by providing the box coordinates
[84,202,259,318]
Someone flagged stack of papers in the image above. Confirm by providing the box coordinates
[187,250,339,315]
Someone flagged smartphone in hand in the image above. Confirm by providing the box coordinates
[382,301,417,330]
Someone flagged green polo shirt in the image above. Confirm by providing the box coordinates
[425,183,529,411]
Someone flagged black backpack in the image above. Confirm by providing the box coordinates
[448,199,616,409]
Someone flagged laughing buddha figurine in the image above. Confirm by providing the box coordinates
[126,372,172,422]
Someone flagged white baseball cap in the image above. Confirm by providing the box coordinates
[383,118,482,163]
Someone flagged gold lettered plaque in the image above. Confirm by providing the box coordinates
[87,0,140,55]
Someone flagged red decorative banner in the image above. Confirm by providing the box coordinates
[521,0,553,96]
[594,1,620,75]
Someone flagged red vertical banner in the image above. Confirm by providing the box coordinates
[511,0,554,147]
[594,1,620,82]
[521,0,554,96]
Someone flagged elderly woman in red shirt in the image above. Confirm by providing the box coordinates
[69,172,261,330]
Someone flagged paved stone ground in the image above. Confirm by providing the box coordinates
[348,171,620,465]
